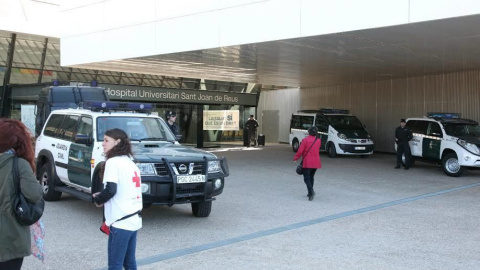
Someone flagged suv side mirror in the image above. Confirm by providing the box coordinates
[75,134,92,145]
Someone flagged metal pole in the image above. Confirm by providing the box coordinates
[1,33,16,117]
[38,38,48,83]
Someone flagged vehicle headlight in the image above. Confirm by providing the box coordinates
[208,160,221,173]
[214,179,222,189]
[337,133,347,140]
[458,139,480,155]
[141,182,150,194]
[136,163,157,175]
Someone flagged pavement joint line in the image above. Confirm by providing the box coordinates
[97,181,480,269]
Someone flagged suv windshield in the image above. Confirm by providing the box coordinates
[325,115,364,130]
[443,123,480,137]
[97,117,176,141]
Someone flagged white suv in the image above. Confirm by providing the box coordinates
[35,101,229,217]
[405,113,480,177]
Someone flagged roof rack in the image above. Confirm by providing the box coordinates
[80,101,154,113]
[297,110,320,113]
[319,108,350,114]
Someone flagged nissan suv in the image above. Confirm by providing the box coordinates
[34,101,228,217]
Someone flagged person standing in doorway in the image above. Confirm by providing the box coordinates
[395,118,413,170]
[245,115,259,147]
[293,126,321,201]
[93,128,142,270]
[165,111,179,137]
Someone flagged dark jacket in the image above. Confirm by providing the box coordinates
[245,119,258,131]
[395,126,413,143]
[167,122,179,136]
[0,153,43,262]
[293,136,322,169]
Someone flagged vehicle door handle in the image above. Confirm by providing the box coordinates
[51,144,55,147]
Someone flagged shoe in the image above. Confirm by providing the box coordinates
[394,166,401,169]
[308,194,314,201]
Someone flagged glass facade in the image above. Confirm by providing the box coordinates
[0,31,263,146]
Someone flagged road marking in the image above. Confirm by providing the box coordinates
[97,182,480,269]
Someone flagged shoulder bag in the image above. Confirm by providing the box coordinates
[296,137,318,175]
[100,210,141,235]
[12,156,45,226]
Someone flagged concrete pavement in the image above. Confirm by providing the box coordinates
[23,144,480,270]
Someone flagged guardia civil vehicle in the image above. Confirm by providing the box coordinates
[403,113,480,177]
[35,85,108,136]
[289,109,374,157]
[35,101,228,217]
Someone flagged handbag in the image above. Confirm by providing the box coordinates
[12,156,45,226]
[296,161,303,175]
[100,210,141,235]
[295,137,318,175]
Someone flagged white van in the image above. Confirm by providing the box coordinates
[403,113,480,177]
[289,109,374,157]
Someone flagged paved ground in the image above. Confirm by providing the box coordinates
[23,144,480,270]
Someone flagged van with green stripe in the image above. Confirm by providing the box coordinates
[289,109,374,157]
[405,113,480,177]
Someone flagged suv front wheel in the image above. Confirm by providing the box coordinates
[442,153,465,177]
[191,201,212,217]
[39,163,62,201]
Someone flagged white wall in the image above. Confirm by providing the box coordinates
[60,0,480,66]
[0,0,61,37]
[257,88,300,143]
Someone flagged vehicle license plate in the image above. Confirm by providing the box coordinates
[355,146,366,150]
[177,175,205,184]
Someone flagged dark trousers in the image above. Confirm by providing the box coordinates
[0,257,24,270]
[396,142,411,167]
[248,130,257,146]
[302,168,317,196]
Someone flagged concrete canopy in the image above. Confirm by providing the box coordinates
[65,14,480,88]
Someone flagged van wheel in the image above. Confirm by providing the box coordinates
[442,153,464,177]
[327,143,337,158]
[191,201,212,217]
[39,163,62,201]
[292,139,299,152]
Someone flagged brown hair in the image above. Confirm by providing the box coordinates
[104,128,133,160]
[0,118,36,171]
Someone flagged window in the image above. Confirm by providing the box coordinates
[62,115,79,142]
[428,123,443,138]
[410,120,429,134]
[44,114,64,137]
[97,117,175,142]
[300,116,314,129]
[77,116,93,137]
[315,114,329,132]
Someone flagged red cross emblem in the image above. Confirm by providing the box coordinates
[132,172,141,187]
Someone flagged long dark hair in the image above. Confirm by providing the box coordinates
[104,128,133,160]
[0,118,36,171]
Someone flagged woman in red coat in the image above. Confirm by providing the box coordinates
[293,126,321,201]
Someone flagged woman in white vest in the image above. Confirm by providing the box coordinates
[93,128,142,270]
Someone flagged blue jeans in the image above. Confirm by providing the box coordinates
[302,168,317,196]
[108,226,138,270]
